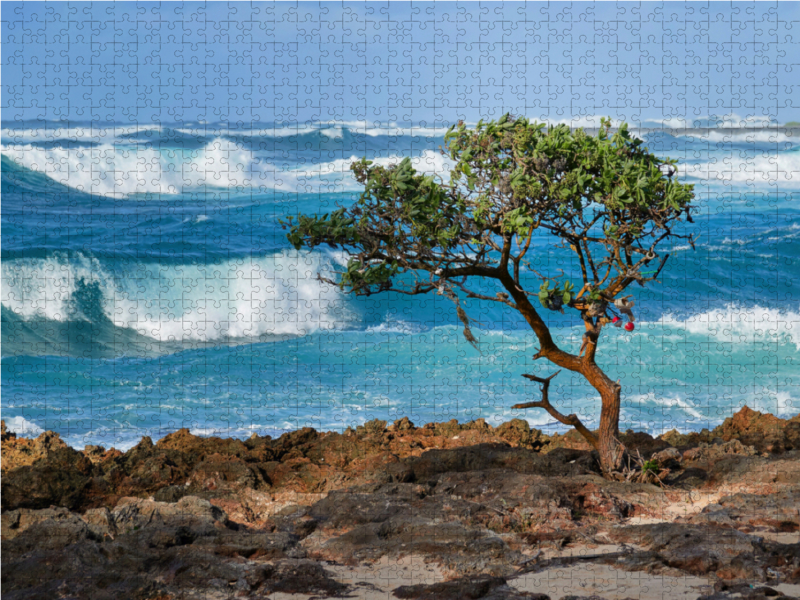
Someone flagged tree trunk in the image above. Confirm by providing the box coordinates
[512,365,626,476]
[596,383,624,475]
[500,274,626,476]
[581,364,625,475]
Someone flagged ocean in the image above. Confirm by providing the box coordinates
[2,120,799,450]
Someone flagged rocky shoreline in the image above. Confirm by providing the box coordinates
[2,406,800,600]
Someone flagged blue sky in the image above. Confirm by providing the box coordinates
[2,1,798,125]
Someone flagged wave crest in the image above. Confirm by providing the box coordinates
[2,251,351,342]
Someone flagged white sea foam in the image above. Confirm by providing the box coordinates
[1,250,352,341]
[684,151,800,188]
[641,394,706,420]
[2,252,113,322]
[681,130,798,144]
[655,305,800,351]
[4,416,45,437]
[285,150,455,193]
[1,140,456,196]
[1,125,161,144]
[366,318,424,334]
[543,115,623,129]
[6,119,798,196]
[175,121,450,139]
[0,138,284,197]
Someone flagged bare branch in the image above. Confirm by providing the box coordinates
[512,371,599,449]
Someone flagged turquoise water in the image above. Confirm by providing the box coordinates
[2,122,799,449]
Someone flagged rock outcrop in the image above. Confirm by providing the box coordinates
[2,406,799,600]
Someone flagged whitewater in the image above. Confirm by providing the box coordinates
[2,119,799,450]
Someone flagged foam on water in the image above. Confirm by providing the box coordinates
[0,138,281,197]
[3,416,45,437]
[1,140,456,197]
[685,150,800,188]
[2,250,352,341]
[656,305,800,351]
[3,117,799,446]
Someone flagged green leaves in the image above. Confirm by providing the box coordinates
[561,281,575,305]
[538,280,575,311]
[340,258,398,291]
[502,207,534,235]
[443,113,695,229]
[286,113,696,317]
[283,208,357,250]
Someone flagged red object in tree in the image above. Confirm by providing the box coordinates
[624,322,635,332]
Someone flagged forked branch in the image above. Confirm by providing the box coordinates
[512,370,599,449]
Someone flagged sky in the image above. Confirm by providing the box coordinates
[2,1,799,126]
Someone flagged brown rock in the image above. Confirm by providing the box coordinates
[155,427,252,458]
[651,447,682,468]
[1,493,341,600]
[1,426,72,473]
[712,405,800,453]
[1,506,74,541]
[464,418,491,431]
[186,453,267,491]
[619,430,670,456]
[393,416,416,431]
[393,574,549,599]
[2,443,94,510]
[683,489,800,533]
[546,428,595,452]
[609,522,800,584]
[495,419,546,450]
[682,439,757,464]
[658,428,713,448]
[357,419,387,435]
[404,444,597,481]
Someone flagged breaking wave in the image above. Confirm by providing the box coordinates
[2,250,352,352]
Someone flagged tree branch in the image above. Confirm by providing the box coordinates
[512,371,599,449]
[499,272,581,370]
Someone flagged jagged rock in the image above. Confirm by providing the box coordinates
[405,444,598,481]
[3,407,795,513]
[1,443,93,510]
[546,428,595,451]
[713,405,800,453]
[659,427,713,448]
[609,523,800,583]
[683,489,800,533]
[318,517,522,576]
[495,419,546,450]
[2,410,800,599]
[0,494,331,600]
[0,425,73,473]
[682,439,758,463]
[393,416,416,431]
[651,446,682,468]
[3,512,100,559]
[706,581,800,600]
[393,574,550,599]
[186,453,267,491]
[1,506,74,541]
[559,597,624,600]
[358,418,388,435]
[664,466,708,488]
[619,430,670,456]
[464,418,492,431]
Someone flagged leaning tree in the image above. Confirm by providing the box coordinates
[285,115,696,475]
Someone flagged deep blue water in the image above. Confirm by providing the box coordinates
[2,122,799,449]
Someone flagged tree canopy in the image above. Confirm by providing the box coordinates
[286,116,694,339]
[285,115,696,475]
